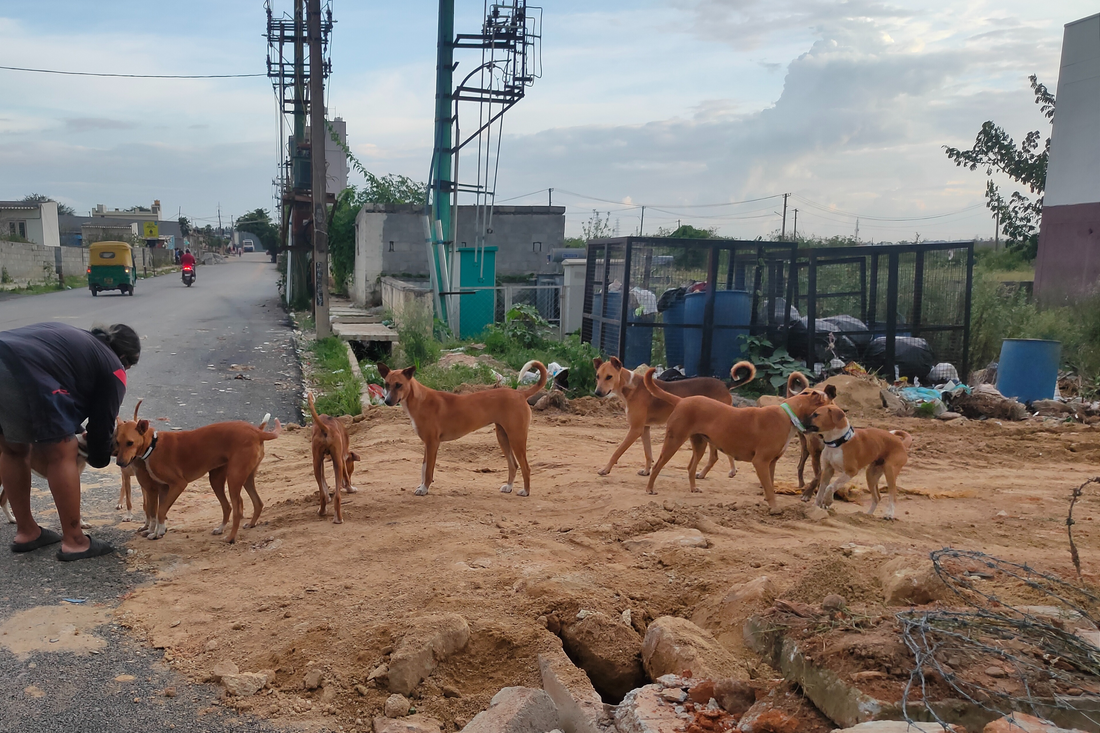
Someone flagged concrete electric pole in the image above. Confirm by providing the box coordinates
[308,0,330,338]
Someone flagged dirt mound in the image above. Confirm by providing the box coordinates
[784,554,883,607]
[820,373,888,418]
[569,395,623,416]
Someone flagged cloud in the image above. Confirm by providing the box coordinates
[65,117,136,132]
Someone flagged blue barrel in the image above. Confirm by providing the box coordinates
[590,292,654,368]
[663,298,685,368]
[682,290,752,377]
[996,338,1061,403]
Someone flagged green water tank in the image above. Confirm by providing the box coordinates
[458,246,497,338]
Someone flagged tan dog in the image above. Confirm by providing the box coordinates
[377,360,547,497]
[308,392,360,524]
[0,438,91,529]
[805,404,913,519]
[642,368,836,513]
[593,357,755,477]
[115,401,281,543]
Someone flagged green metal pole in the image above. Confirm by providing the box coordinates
[431,0,455,315]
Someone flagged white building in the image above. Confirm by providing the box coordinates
[0,200,60,247]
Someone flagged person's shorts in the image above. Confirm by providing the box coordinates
[0,357,34,444]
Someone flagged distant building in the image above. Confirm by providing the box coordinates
[81,222,138,245]
[352,204,565,306]
[0,199,60,247]
[92,200,162,222]
[1035,13,1100,302]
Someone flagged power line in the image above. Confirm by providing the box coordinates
[791,194,984,222]
[0,65,264,79]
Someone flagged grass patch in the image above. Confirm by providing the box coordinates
[414,362,509,392]
[0,274,88,295]
[308,337,362,417]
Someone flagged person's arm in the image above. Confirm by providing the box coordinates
[85,371,124,468]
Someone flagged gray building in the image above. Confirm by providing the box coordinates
[352,203,565,306]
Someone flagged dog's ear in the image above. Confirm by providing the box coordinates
[377,362,390,377]
[136,419,150,435]
[401,365,417,378]
[348,451,361,462]
[592,357,603,370]
[824,384,837,400]
[609,356,623,370]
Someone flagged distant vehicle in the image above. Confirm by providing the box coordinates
[242,240,255,253]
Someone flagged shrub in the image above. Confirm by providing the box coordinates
[395,303,441,369]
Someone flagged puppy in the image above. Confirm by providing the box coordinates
[805,404,913,519]
[0,437,91,528]
[308,392,360,524]
[377,360,547,497]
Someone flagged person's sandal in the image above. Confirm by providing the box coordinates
[56,536,115,562]
[11,527,63,553]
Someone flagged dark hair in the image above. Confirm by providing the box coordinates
[91,324,141,369]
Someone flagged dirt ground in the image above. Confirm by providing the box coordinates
[110,384,1100,732]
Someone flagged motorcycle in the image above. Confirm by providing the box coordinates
[182,264,195,287]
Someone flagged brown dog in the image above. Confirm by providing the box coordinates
[377,360,547,497]
[308,392,360,524]
[0,438,91,529]
[593,357,755,477]
[115,402,281,543]
[805,404,913,519]
[642,368,836,512]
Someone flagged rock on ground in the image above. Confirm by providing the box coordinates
[615,684,685,733]
[560,611,646,703]
[210,660,239,681]
[373,714,445,733]
[539,637,608,733]
[877,556,949,606]
[387,613,471,696]
[622,528,709,552]
[832,722,964,733]
[692,576,778,652]
[983,713,1087,733]
[303,668,324,690]
[385,693,411,718]
[220,672,267,697]
[460,686,560,733]
[642,616,744,680]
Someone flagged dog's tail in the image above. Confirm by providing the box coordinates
[890,429,914,452]
[132,399,143,422]
[306,392,327,435]
[729,360,756,389]
[259,418,282,440]
[786,371,810,397]
[643,367,681,406]
[518,361,548,398]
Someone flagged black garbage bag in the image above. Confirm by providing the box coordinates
[787,317,860,364]
[826,314,871,351]
[864,336,936,383]
[657,286,688,313]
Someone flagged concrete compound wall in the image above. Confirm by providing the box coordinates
[0,239,87,286]
[353,203,565,307]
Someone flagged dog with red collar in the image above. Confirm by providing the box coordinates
[804,404,913,520]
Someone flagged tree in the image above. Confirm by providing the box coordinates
[235,209,279,252]
[178,216,192,237]
[582,210,613,240]
[944,75,1054,260]
[21,193,75,216]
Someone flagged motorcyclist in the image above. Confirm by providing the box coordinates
[180,249,196,282]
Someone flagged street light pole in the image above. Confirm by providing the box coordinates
[308,0,330,338]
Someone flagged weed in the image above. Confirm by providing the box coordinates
[739,334,803,395]
[1,267,10,284]
[309,337,361,417]
[415,362,506,392]
[394,302,441,369]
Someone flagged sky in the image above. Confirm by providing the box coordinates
[0,1,1093,241]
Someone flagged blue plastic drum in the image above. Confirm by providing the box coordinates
[996,338,1061,403]
[682,290,752,377]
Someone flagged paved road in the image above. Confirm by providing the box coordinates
[0,254,302,732]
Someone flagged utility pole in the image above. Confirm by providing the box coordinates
[308,0,330,338]
[994,211,1000,251]
[792,208,798,242]
[548,188,553,206]
[855,218,860,243]
[217,204,222,231]
[780,193,789,240]
[639,205,645,236]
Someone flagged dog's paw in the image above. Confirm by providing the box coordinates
[414,484,429,496]
[517,488,529,497]
[639,468,652,476]
[500,483,513,494]
[211,526,224,535]
[333,517,343,524]
[121,513,132,522]
[345,486,359,494]
[115,503,124,511]
[767,505,783,516]
[728,468,737,478]
[5,515,16,525]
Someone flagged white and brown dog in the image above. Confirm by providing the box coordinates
[804,404,913,519]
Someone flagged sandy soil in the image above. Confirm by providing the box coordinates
[113,385,1100,732]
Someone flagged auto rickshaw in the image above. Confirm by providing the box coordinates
[87,241,137,296]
